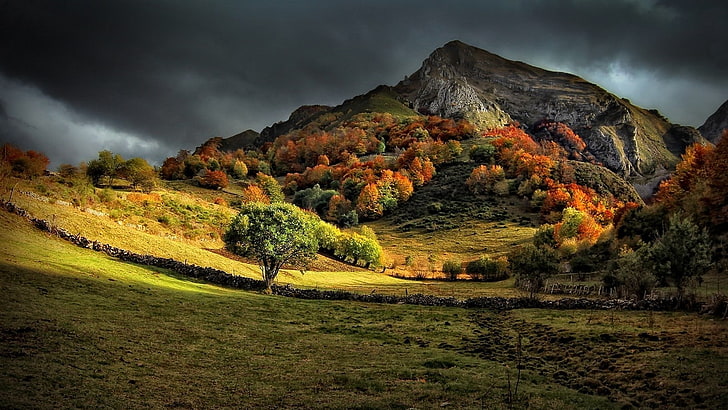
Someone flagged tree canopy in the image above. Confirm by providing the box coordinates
[223,202,319,291]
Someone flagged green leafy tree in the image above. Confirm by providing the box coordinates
[442,259,463,281]
[470,143,496,162]
[338,210,359,228]
[224,203,320,292]
[508,244,560,298]
[119,157,157,192]
[314,220,342,253]
[293,184,337,216]
[87,150,124,186]
[608,246,656,300]
[645,214,712,299]
[466,256,510,281]
[256,172,284,203]
[334,231,382,268]
[231,160,248,179]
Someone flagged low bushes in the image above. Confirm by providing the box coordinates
[465,256,509,281]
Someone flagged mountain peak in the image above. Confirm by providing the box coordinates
[396,41,704,181]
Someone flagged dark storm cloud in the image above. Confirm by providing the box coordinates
[1,0,726,166]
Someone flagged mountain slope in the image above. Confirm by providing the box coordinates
[394,40,706,179]
[699,99,728,143]
[220,129,259,151]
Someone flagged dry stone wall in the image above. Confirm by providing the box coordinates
[3,199,724,315]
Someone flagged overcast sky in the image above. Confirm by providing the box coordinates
[1,0,726,167]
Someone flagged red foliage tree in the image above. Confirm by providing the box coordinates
[198,169,229,189]
[1,144,49,178]
[160,157,184,180]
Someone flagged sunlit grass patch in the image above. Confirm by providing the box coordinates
[2,209,726,408]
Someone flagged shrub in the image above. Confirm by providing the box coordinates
[427,202,443,213]
[608,246,657,300]
[470,143,496,162]
[466,165,505,194]
[533,224,556,248]
[465,256,509,281]
[509,245,560,298]
[127,192,162,204]
[98,188,116,203]
[405,255,415,267]
[493,179,510,196]
[338,210,359,228]
[442,259,463,281]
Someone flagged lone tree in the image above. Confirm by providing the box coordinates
[224,202,319,292]
[119,157,157,192]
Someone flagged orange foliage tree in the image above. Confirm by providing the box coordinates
[655,143,714,211]
[466,165,505,194]
[241,185,270,204]
[703,132,728,229]
[356,183,383,219]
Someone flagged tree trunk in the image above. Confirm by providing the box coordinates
[262,263,281,294]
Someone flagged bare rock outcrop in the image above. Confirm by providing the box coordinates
[699,99,728,143]
[395,40,705,180]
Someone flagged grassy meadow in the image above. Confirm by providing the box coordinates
[2,178,536,298]
[2,182,727,408]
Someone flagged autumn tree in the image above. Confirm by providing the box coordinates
[356,183,383,219]
[160,157,185,180]
[231,160,248,179]
[466,165,505,194]
[14,150,50,178]
[241,184,270,204]
[256,172,284,203]
[703,131,728,229]
[198,169,229,189]
[1,144,50,179]
[655,143,713,213]
[224,202,320,292]
[326,194,354,225]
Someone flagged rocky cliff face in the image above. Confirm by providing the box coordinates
[395,40,705,179]
[699,99,728,143]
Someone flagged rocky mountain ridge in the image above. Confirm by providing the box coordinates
[213,40,716,196]
[394,40,706,180]
[699,99,728,143]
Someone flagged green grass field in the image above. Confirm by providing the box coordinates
[2,179,538,298]
[2,206,727,408]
